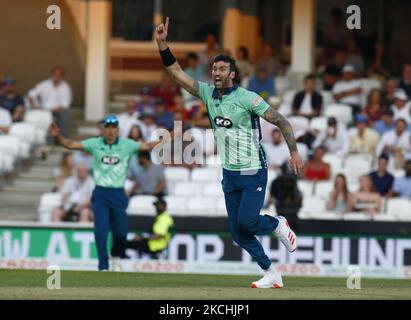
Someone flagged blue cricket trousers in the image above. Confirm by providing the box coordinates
[222,168,279,270]
[91,186,129,270]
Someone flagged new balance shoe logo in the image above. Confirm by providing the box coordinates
[256,187,263,192]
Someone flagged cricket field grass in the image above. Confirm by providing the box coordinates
[0,269,411,300]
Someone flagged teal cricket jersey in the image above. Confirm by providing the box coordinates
[198,81,270,171]
[81,137,140,188]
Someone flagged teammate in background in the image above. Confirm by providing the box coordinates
[49,115,170,271]
[154,17,304,289]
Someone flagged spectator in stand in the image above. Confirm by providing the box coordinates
[198,33,220,67]
[125,125,145,195]
[52,163,95,222]
[247,64,275,102]
[332,64,362,115]
[262,128,290,171]
[390,89,411,123]
[184,52,206,81]
[369,154,395,197]
[313,117,350,157]
[0,106,12,134]
[235,46,254,80]
[323,49,346,90]
[349,175,382,214]
[385,79,399,106]
[256,43,282,77]
[350,114,379,155]
[364,89,385,126]
[117,99,141,138]
[136,86,154,115]
[170,92,193,121]
[292,74,323,119]
[53,152,74,192]
[151,73,180,111]
[391,160,411,198]
[139,110,158,142]
[326,174,352,213]
[0,77,25,122]
[346,38,365,76]
[129,151,167,197]
[28,66,72,136]
[304,146,331,181]
[398,64,411,99]
[153,98,173,131]
[375,119,410,169]
[367,42,390,81]
[323,7,350,58]
[374,109,396,136]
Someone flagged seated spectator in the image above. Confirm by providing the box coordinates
[139,110,158,142]
[313,117,350,157]
[184,52,206,81]
[385,79,398,106]
[198,33,220,67]
[247,65,275,101]
[346,38,365,76]
[129,151,167,197]
[349,175,382,214]
[269,163,302,230]
[332,64,362,115]
[374,109,395,136]
[262,128,290,171]
[350,114,379,155]
[0,77,24,122]
[126,198,174,258]
[391,160,411,198]
[364,89,385,126]
[375,119,410,169]
[369,154,394,197]
[136,86,154,115]
[292,74,323,119]
[153,98,173,131]
[72,151,93,170]
[367,42,390,81]
[235,46,254,80]
[256,43,282,77]
[117,99,141,138]
[53,152,74,191]
[28,66,72,136]
[390,89,411,124]
[52,164,94,222]
[304,146,331,181]
[125,125,145,195]
[398,64,411,99]
[323,49,346,91]
[151,73,181,111]
[0,106,12,134]
[326,174,352,213]
[170,93,193,121]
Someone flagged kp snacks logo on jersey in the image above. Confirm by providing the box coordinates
[101,155,120,165]
[214,116,233,128]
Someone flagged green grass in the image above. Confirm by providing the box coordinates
[0,269,411,300]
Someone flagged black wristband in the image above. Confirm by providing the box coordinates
[160,47,176,67]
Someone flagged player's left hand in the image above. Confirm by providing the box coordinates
[288,152,304,176]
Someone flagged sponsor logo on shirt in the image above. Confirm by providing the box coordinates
[214,116,233,128]
[252,96,263,106]
[101,155,120,165]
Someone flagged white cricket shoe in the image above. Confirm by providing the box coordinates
[251,268,283,289]
[110,257,123,272]
[273,216,297,252]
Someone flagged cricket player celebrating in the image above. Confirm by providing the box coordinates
[49,115,168,271]
[155,18,304,288]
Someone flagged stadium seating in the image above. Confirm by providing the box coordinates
[164,196,187,216]
[296,143,309,162]
[282,90,297,104]
[323,153,344,176]
[320,91,335,107]
[310,116,328,132]
[386,198,411,221]
[38,192,62,222]
[174,182,203,196]
[9,123,37,146]
[191,167,220,183]
[300,196,326,215]
[164,167,190,183]
[275,77,292,96]
[342,213,372,221]
[297,180,315,198]
[202,183,223,197]
[24,109,53,131]
[127,195,157,216]
[314,181,334,200]
[324,104,353,126]
[186,197,219,216]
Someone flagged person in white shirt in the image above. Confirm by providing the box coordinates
[0,107,12,134]
[313,117,350,157]
[138,110,159,142]
[52,163,95,222]
[262,128,290,171]
[332,64,362,115]
[117,99,142,138]
[391,89,411,124]
[28,66,72,136]
[375,119,411,168]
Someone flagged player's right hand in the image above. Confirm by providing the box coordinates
[49,122,60,137]
[154,16,169,41]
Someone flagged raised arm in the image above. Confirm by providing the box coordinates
[261,106,305,175]
[49,122,84,151]
[154,17,199,97]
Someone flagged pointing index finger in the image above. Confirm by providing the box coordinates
[165,16,170,31]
